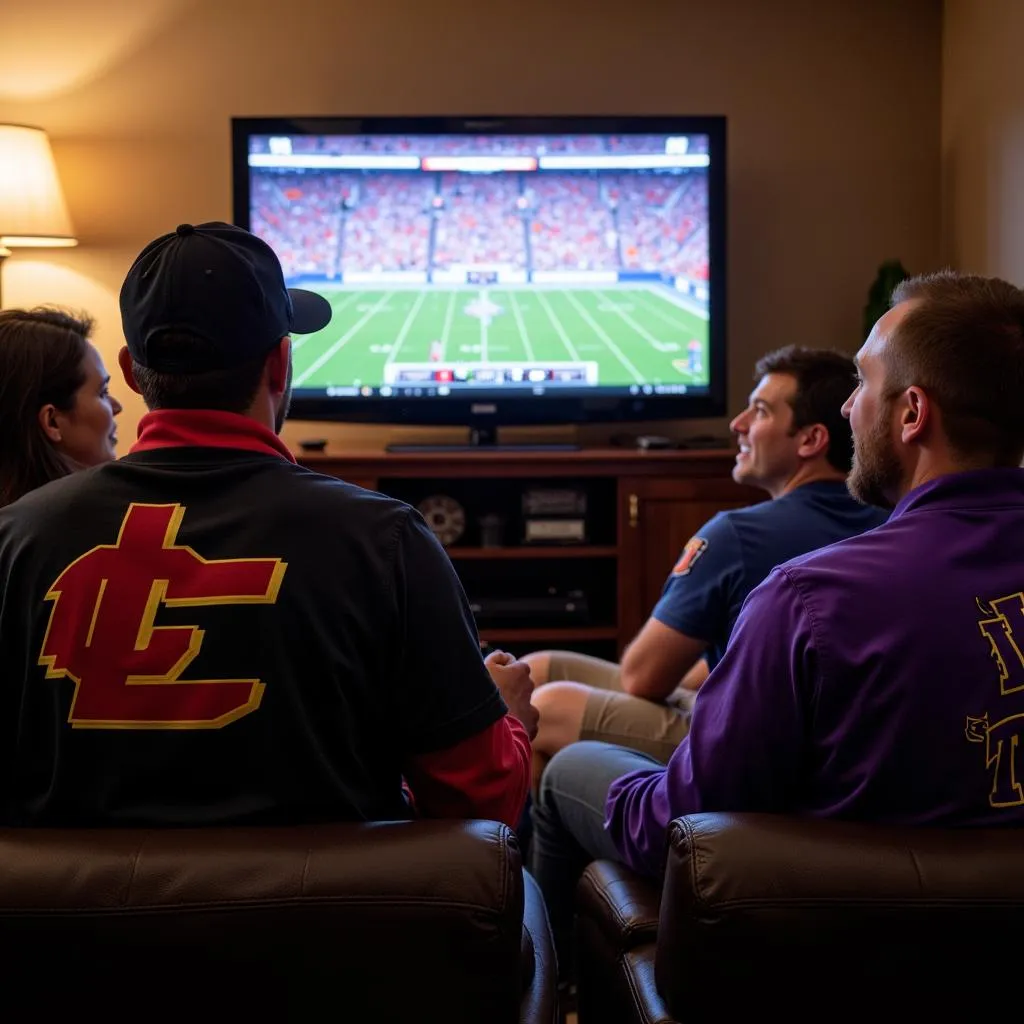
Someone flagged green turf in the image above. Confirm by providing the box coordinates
[291,286,709,390]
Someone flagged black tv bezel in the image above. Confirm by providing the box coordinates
[231,114,727,428]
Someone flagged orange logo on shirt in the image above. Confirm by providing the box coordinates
[671,536,708,576]
[38,503,287,730]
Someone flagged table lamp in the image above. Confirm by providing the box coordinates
[0,123,78,308]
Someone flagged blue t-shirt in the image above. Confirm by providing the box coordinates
[651,480,889,669]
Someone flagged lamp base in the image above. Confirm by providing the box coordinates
[0,246,8,309]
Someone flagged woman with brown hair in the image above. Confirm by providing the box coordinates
[0,307,122,508]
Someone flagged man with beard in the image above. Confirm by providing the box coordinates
[530,270,1024,966]
[0,222,537,829]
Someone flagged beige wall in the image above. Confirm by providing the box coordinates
[942,0,1024,282]
[1,0,942,450]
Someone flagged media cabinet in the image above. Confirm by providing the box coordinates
[298,447,761,658]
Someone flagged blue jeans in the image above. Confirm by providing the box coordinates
[529,741,662,978]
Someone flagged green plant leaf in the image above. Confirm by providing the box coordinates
[863,259,910,340]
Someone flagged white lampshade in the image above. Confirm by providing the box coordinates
[0,124,77,248]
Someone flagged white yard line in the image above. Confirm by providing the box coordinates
[439,288,458,360]
[641,282,709,319]
[384,290,430,366]
[479,289,489,361]
[595,290,675,350]
[562,291,644,382]
[626,290,700,332]
[292,291,364,350]
[508,290,536,361]
[536,291,581,361]
[294,291,395,386]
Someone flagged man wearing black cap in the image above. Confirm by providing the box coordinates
[0,222,536,828]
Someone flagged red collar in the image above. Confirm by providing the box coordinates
[130,409,296,463]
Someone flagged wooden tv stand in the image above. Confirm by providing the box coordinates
[298,447,761,658]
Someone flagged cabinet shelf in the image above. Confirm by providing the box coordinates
[447,545,617,560]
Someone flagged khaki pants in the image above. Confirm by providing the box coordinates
[543,650,691,764]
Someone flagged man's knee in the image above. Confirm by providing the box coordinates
[541,740,661,808]
[531,682,591,756]
[521,650,553,686]
[538,741,614,801]
[531,680,577,716]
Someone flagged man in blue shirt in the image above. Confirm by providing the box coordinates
[525,347,888,779]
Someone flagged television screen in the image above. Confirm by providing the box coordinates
[232,116,726,436]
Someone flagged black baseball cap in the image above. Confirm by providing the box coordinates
[119,221,332,372]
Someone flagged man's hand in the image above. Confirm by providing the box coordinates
[485,649,539,741]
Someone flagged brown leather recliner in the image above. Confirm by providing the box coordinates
[0,819,557,1024]
[576,812,1024,1022]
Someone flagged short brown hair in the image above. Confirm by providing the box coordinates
[886,271,1024,466]
[0,307,92,508]
[130,331,267,413]
[754,345,857,472]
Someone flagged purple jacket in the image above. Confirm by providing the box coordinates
[607,469,1024,878]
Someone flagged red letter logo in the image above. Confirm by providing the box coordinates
[38,503,287,729]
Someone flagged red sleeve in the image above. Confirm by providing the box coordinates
[403,714,531,829]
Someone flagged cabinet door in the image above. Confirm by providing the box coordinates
[617,476,763,651]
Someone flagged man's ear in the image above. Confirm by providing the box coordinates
[265,337,292,395]
[796,422,829,461]
[117,346,143,396]
[900,386,930,444]
[37,404,62,443]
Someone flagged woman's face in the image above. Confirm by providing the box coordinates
[48,344,123,467]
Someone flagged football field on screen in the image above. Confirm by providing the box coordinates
[290,286,709,390]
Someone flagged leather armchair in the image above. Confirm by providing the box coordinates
[576,812,1024,1022]
[0,819,557,1024]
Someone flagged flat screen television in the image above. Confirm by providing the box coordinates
[231,115,727,447]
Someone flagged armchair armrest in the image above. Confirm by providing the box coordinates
[654,812,1024,1017]
[574,861,667,1024]
[577,858,660,955]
